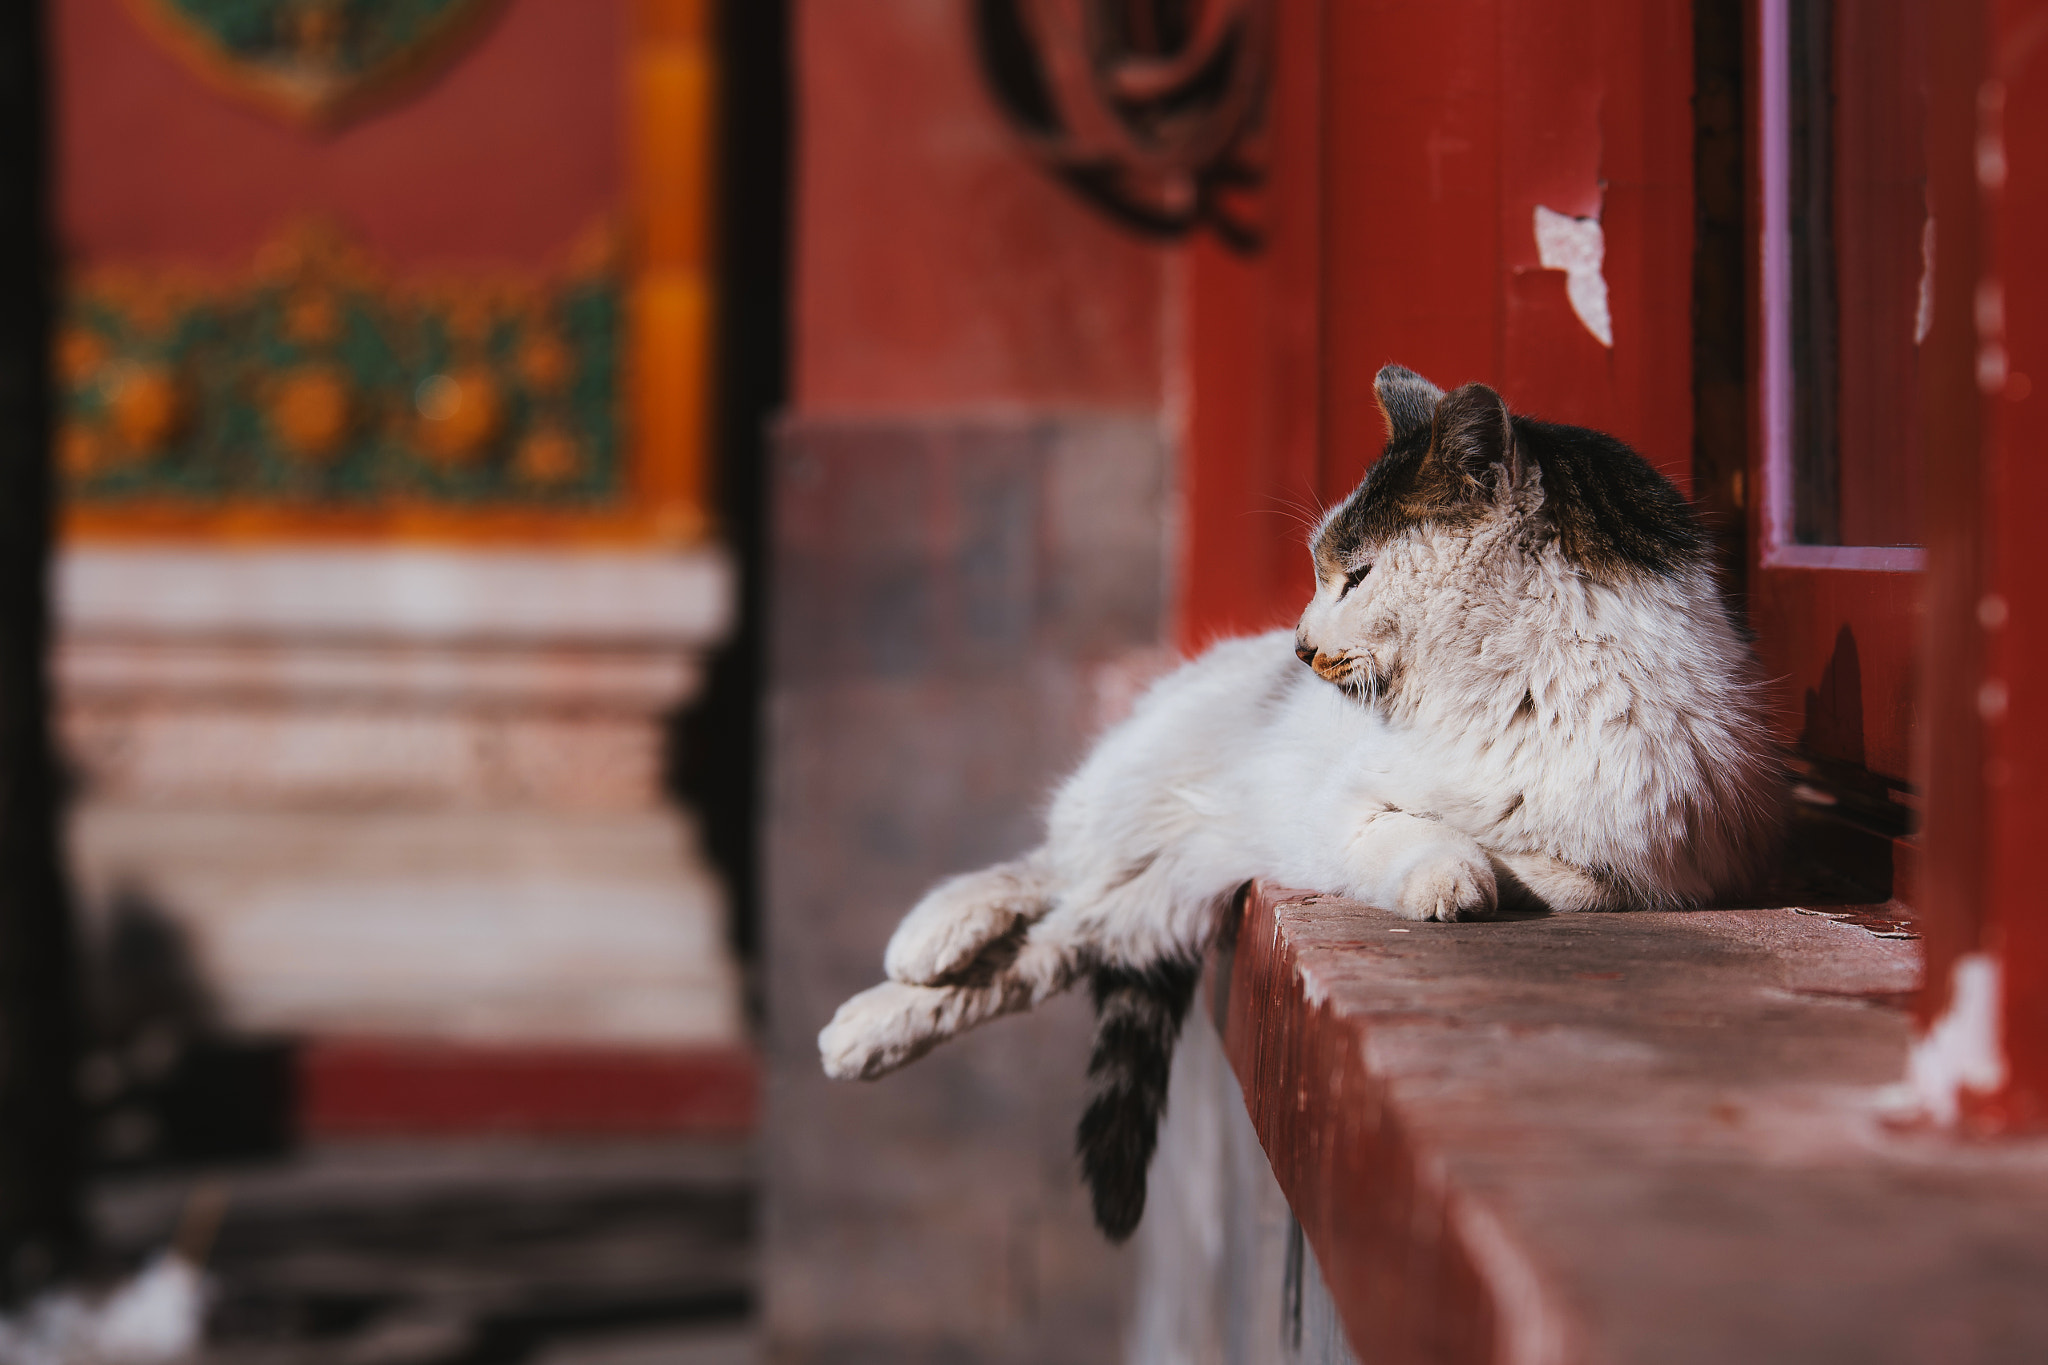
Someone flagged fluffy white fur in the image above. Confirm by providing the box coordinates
[820,382,1780,1085]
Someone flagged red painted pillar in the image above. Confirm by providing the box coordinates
[1914,0,2048,1127]
[1987,0,2048,1125]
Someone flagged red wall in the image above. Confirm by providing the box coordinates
[55,0,626,268]
[1180,0,1697,647]
[792,0,1166,413]
[1324,0,1695,500]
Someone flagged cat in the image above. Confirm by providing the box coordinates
[818,365,1784,1240]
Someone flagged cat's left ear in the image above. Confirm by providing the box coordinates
[1374,365,1445,441]
[1430,383,1528,492]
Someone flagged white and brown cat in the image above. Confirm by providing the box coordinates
[819,366,1784,1239]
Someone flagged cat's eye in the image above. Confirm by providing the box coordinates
[1340,563,1372,596]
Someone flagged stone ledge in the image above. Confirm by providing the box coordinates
[59,639,700,709]
[71,806,743,1045]
[54,545,733,806]
[1215,885,2048,1365]
[57,545,734,645]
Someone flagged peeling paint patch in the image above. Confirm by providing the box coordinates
[1914,210,1936,345]
[1907,951,2007,1125]
[1533,206,1612,348]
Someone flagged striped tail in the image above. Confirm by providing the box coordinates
[1075,957,1201,1241]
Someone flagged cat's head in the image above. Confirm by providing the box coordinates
[1293,364,1706,699]
[1293,366,1528,698]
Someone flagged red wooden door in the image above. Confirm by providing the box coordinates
[1181,0,1695,650]
[1183,0,1914,847]
[1916,0,2048,1126]
[1179,0,2048,1128]
[1746,0,1924,836]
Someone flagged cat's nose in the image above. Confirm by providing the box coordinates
[1294,637,1317,667]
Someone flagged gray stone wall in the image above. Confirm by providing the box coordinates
[1133,1006,1362,1365]
[762,415,1170,1364]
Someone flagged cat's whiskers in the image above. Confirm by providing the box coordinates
[1312,651,1389,705]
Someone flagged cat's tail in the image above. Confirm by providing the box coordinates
[1075,956,1201,1242]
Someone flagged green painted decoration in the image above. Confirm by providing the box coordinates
[124,0,507,125]
[60,228,625,512]
[165,0,475,72]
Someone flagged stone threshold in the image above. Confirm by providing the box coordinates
[1213,885,2048,1365]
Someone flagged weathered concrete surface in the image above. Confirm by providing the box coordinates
[1221,887,2048,1365]
[1135,1005,1360,1365]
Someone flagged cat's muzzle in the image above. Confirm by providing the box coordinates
[1319,652,1393,702]
[1308,650,1356,686]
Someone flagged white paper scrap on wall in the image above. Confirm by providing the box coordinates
[1908,951,2008,1126]
[1533,205,1613,348]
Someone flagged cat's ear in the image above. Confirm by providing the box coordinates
[1374,365,1445,441]
[1429,382,1526,490]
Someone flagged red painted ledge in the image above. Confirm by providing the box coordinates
[1211,884,2048,1365]
[302,1038,758,1137]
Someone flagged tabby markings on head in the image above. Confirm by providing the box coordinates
[1312,365,1708,588]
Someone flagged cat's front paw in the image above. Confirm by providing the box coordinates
[1393,853,1498,922]
[819,981,950,1081]
[885,866,1038,985]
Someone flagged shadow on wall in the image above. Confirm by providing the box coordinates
[1804,624,1866,769]
[1783,624,1915,910]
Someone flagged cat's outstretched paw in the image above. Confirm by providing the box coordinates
[1393,852,1498,922]
[819,981,953,1081]
[885,862,1046,985]
[824,936,1072,1081]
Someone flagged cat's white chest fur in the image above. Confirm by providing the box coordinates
[1048,632,1460,943]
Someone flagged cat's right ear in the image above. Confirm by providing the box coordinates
[1374,365,1445,442]
[1429,382,1522,490]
